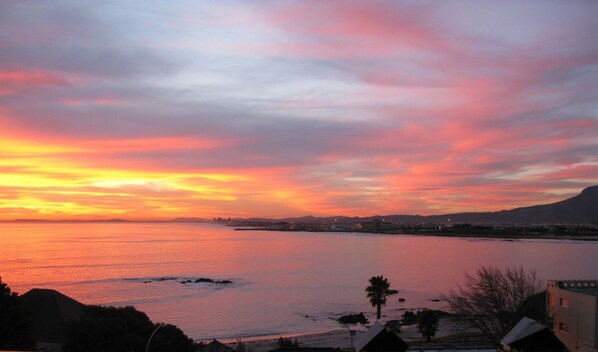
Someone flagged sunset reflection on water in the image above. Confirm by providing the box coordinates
[2,222,596,339]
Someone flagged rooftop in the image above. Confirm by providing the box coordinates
[501,317,545,346]
[549,279,598,297]
[549,279,598,288]
[199,340,237,352]
[20,288,85,343]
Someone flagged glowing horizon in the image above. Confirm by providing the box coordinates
[1,1,597,220]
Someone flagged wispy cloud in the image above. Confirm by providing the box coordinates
[0,0,596,219]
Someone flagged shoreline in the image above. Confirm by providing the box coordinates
[3,221,594,241]
[217,329,354,348]
[217,328,365,352]
[217,318,493,352]
[233,227,598,241]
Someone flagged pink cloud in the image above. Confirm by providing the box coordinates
[59,96,126,107]
[0,70,67,95]
[0,1,596,219]
[263,2,460,58]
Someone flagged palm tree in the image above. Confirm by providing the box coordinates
[417,309,439,342]
[365,275,398,320]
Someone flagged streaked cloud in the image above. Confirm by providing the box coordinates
[0,0,597,219]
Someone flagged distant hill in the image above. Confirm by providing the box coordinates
[422,185,598,224]
[241,186,598,225]
[6,186,596,225]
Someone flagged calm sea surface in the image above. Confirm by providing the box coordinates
[1,222,597,340]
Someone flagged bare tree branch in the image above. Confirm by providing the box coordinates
[443,266,542,344]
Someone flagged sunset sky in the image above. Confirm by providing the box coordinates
[1,1,597,220]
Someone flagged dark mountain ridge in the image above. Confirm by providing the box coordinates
[424,185,598,224]
[243,186,598,225]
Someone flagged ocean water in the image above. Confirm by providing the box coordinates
[1,222,597,340]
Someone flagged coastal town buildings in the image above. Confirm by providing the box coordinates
[353,220,396,232]
[547,280,598,351]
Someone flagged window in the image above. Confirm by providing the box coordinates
[560,297,569,308]
[549,293,554,307]
[559,322,569,332]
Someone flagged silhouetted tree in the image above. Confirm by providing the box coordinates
[64,305,196,352]
[148,323,197,352]
[236,338,253,352]
[0,277,33,350]
[366,275,398,320]
[416,310,438,342]
[277,337,300,348]
[338,312,369,325]
[401,311,417,325]
[444,266,542,344]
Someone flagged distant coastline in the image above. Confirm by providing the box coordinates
[231,224,598,241]
[4,218,596,240]
[2,185,596,226]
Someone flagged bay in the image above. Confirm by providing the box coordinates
[1,222,596,340]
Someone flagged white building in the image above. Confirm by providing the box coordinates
[547,280,598,351]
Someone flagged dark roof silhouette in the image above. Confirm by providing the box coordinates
[354,320,408,352]
[20,288,85,343]
[198,339,237,352]
[270,348,342,352]
[501,317,567,352]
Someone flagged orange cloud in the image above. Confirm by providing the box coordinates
[0,134,336,220]
[0,2,596,220]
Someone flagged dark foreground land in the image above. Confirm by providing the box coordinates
[226,219,598,241]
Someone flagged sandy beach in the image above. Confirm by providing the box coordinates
[221,318,468,352]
